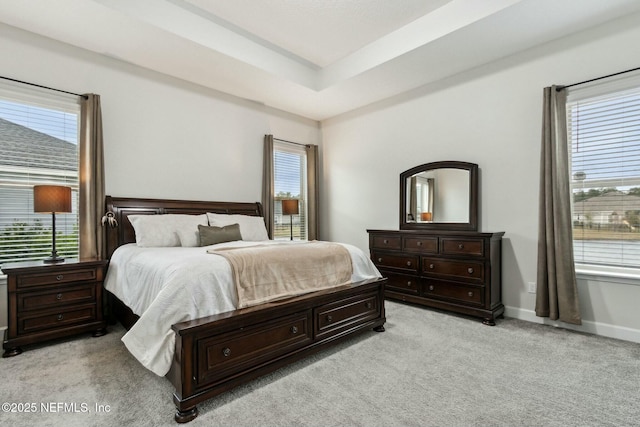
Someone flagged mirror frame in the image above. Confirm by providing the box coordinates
[400,161,478,231]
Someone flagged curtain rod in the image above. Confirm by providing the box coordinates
[0,75,88,99]
[556,66,640,91]
[274,137,311,148]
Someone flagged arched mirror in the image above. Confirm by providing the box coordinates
[400,161,478,231]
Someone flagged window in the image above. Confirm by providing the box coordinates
[0,81,80,265]
[567,74,640,270]
[273,141,307,240]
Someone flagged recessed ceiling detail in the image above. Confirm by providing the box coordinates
[0,0,639,120]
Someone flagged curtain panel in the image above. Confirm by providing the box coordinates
[78,94,105,260]
[536,86,581,325]
[305,144,319,241]
[262,135,275,239]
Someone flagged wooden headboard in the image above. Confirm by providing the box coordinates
[104,196,263,259]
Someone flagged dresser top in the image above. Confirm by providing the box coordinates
[367,229,504,238]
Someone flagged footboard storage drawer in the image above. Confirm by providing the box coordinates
[196,311,312,386]
[314,291,380,340]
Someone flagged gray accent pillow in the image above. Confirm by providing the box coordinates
[198,223,242,246]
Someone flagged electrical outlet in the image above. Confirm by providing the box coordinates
[527,282,536,293]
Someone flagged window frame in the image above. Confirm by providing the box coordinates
[273,141,308,241]
[566,72,640,281]
[0,80,81,266]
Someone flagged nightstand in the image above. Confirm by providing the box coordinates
[2,258,108,357]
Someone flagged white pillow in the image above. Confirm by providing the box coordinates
[128,214,208,247]
[206,213,269,241]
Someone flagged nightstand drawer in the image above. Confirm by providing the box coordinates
[18,305,97,335]
[18,285,96,312]
[16,268,99,289]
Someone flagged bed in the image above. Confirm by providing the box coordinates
[103,196,387,423]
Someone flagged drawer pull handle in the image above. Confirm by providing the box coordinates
[467,268,474,274]
[407,281,412,287]
[383,239,388,244]
[365,302,372,309]
[222,347,231,357]
[57,314,64,321]
[326,315,333,323]
[56,274,63,281]
[429,264,435,269]
[458,244,464,249]
[468,291,474,297]
[377,257,383,263]
[56,293,63,300]
[428,285,434,291]
[290,326,298,334]
[406,261,412,267]
[417,241,422,246]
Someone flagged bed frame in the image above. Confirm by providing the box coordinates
[104,196,387,423]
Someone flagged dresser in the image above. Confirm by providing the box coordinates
[2,259,108,357]
[367,229,504,325]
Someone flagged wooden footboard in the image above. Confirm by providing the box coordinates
[167,277,386,423]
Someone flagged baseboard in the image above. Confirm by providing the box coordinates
[504,306,640,344]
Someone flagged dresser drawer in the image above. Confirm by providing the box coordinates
[383,271,419,294]
[440,238,484,257]
[371,235,401,250]
[18,305,97,335]
[18,285,96,312]
[16,267,100,289]
[423,280,484,306]
[403,237,438,253]
[315,291,380,340]
[197,311,312,386]
[372,252,418,272]
[422,258,484,281]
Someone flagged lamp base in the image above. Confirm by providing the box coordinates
[43,253,65,264]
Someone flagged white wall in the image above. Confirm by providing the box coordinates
[321,13,640,342]
[0,23,320,328]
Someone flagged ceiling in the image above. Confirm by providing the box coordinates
[1,0,640,121]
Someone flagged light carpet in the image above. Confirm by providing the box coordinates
[1,301,639,427]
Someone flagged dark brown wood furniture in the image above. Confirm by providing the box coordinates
[104,196,386,423]
[370,160,504,325]
[2,258,108,357]
[367,229,503,325]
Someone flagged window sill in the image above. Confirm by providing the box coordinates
[575,264,640,286]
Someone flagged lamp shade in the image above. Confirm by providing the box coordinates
[34,185,72,213]
[282,199,299,215]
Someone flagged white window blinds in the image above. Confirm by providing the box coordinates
[273,141,307,240]
[567,74,640,269]
[0,81,80,265]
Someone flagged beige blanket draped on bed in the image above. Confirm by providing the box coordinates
[208,241,353,308]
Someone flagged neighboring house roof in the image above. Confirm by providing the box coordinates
[574,192,640,215]
[0,117,77,171]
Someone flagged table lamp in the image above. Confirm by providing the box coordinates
[34,185,71,263]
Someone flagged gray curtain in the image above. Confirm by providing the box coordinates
[306,144,319,240]
[536,86,581,325]
[262,135,274,239]
[78,94,105,260]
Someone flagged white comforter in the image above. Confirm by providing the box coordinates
[103,240,382,376]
